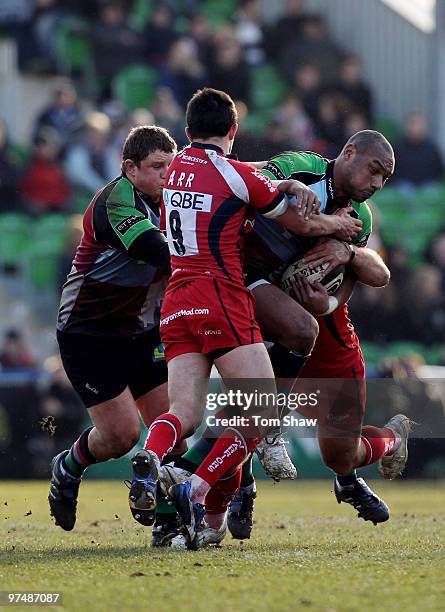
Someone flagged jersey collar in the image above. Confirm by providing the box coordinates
[325,160,351,213]
[191,141,224,154]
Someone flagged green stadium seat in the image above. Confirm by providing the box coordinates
[201,0,237,25]
[112,65,158,112]
[54,17,94,78]
[34,214,70,247]
[383,341,427,360]
[251,64,288,112]
[26,239,60,291]
[360,342,384,366]
[129,0,153,31]
[374,115,401,142]
[0,214,31,267]
[244,110,274,134]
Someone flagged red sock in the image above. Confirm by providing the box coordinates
[205,469,242,514]
[361,425,396,465]
[195,428,258,488]
[144,414,182,463]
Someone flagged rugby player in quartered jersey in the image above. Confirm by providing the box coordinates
[227,131,412,537]
[48,126,181,535]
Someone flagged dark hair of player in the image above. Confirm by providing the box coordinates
[346,130,393,156]
[186,88,238,139]
[122,126,177,171]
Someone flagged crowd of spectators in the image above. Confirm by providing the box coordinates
[0,0,445,365]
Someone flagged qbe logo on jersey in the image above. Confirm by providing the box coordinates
[163,188,213,256]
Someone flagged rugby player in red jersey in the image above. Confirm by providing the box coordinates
[129,88,362,548]
[163,133,411,547]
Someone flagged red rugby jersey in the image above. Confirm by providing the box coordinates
[162,142,286,285]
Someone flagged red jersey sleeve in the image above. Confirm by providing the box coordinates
[234,161,287,218]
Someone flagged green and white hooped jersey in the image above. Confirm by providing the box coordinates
[244,151,372,282]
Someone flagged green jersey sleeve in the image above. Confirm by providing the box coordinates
[351,201,372,247]
[105,177,157,251]
[262,151,327,181]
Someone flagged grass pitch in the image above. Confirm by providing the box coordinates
[1,480,444,612]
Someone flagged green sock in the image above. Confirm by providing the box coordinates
[173,437,214,473]
[241,456,254,487]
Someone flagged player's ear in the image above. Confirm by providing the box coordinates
[228,122,238,141]
[123,159,136,177]
[185,126,192,142]
[343,143,356,161]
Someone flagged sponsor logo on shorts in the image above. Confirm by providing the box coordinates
[116,215,143,235]
[200,329,222,335]
[152,343,165,362]
[85,383,99,394]
[160,307,210,326]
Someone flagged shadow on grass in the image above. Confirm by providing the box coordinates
[0,544,163,565]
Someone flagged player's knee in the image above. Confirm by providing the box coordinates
[279,312,318,354]
[169,404,200,437]
[106,427,140,458]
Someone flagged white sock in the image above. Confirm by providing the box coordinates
[206,511,227,530]
[189,474,210,504]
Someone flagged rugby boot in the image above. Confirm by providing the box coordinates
[334,477,389,525]
[255,436,297,481]
[48,450,81,531]
[151,514,182,547]
[169,481,206,550]
[171,518,227,550]
[227,482,256,539]
[128,450,159,526]
[159,463,191,496]
[380,414,412,480]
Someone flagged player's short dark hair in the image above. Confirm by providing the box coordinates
[186,88,237,139]
[347,130,393,156]
[122,126,177,170]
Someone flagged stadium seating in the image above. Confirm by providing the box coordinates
[112,64,158,111]
[250,64,288,112]
[201,0,238,25]
[372,186,445,265]
[0,214,31,270]
[129,0,154,31]
[54,17,95,92]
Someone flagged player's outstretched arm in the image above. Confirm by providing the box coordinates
[274,179,320,220]
[276,205,362,239]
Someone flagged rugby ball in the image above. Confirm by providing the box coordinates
[280,258,345,296]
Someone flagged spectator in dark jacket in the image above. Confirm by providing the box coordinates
[393,112,444,190]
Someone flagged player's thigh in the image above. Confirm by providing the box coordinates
[88,386,141,448]
[57,330,133,410]
[167,352,212,431]
[251,282,318,346]
[128,328,169,426]
[215,342,275,380]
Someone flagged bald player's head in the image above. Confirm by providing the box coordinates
[345,129,394,157]
[336,130,395,203]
